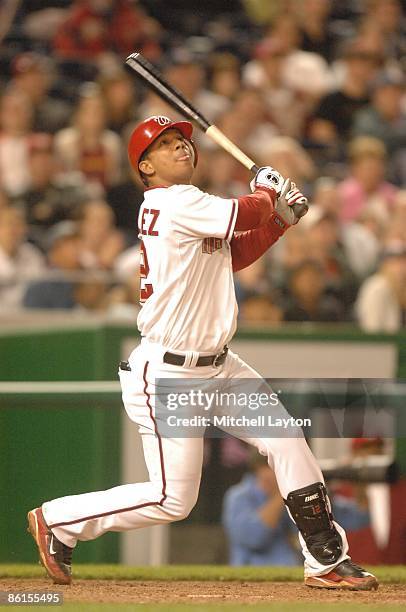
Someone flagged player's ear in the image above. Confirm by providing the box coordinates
[138,158,155,177]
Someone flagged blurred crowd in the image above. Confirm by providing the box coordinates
[0,0,405,330]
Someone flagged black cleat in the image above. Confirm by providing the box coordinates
[305,559,379,591]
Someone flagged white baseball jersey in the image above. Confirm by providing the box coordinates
[136,184,239,353]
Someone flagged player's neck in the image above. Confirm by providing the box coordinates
[144,184,170,191]
[147,178,192,189]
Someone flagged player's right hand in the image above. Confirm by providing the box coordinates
[275,178,309,225]
[250,166,285,198]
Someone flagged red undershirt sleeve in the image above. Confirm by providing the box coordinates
[231,214,289,272]
[235,188,277,230]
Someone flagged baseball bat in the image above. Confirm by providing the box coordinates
[125,52,308,217]
[125,52,258,173]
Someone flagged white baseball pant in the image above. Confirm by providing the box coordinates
[42,339,349,576]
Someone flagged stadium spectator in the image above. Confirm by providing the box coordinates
[11,52,71,134]
[265,224,310,290]
[76,199,125,270]
[54,84,122,189]
[295,0,336,62]
[351,73,406,179]
[52,0,161,62]
[0,208,45,311]
[24,226,111,312]
[215,107,256,155]
[234,255,270,309]
[243,35,327,138]
[13,134,89,248]
[242,37,293,135]
[270,12,332,98]
[294,178,379,280]
[162,49,230,123]
[338,137,399,224]
[282,260,343,322]
[222,452,301,566]
[105,247,140,320]
[0,89,34,197]
[222,452,370,566]
[20,3,70,45]
[233,89,279,160]
[341,212,381,280]
[74,278,109,311]
[204,150,245,199]
[362,0,406,63]
[383,191,406,246]
[99,68,138,136]
[208,53,241,102]
[13,208,124,314]
[23,227,80,310]
[309,38,382,146]
[240,294,283,325]
[355,243,406,332]
[310,176,342,217]
[302,208,358,306]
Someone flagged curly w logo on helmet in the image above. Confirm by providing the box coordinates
[152,116,172,126]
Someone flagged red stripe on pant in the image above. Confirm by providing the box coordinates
[48,361,167,529]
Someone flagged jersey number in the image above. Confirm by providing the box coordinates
[139,208,160,304]
[140,241,153,303]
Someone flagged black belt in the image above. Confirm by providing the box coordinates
[163,346,228,368]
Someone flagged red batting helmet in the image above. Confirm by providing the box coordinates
[128,115,198,176]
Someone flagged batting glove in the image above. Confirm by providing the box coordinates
[275,179,309,226]
[250,166,285,198]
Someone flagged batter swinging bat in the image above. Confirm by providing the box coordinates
[125,52,308,217]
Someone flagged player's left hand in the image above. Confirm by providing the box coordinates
[276,179,309,226]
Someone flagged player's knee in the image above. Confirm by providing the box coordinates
[164,503,192,522]
[160,488,199,522]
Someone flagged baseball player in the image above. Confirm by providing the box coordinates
[28,116,378,591]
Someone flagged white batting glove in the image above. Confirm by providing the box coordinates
[275,179,309,226]
[250,166,285,198]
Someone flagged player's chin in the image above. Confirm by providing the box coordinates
[175,163,194,182]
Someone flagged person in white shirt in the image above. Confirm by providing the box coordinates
[0,207,45,310]
[0,89,34,197]
[356,243,406,332]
